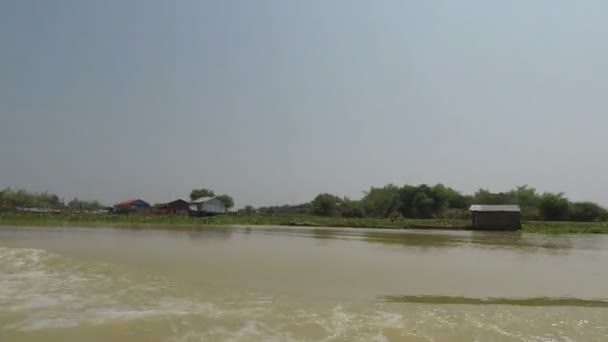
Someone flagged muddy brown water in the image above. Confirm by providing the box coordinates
[1,225,607,341]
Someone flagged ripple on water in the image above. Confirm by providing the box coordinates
[1,246,607,341]
[0,246,220,331]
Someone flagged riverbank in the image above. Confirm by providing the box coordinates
[2,212,608,233]
[0,212,458,228]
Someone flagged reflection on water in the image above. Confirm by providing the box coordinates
[466,231,575,254]
[186,227,233,240]
[1,225,608,341]
[255,226,577,253]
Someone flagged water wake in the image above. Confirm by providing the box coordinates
[1,246,606,341]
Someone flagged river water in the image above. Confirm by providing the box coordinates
[1,226,607,341]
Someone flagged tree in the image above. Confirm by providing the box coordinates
[216,194,235,210]
[258,203,311,215]
[0,188,64,209]
[360,184,400,217]
[511,185,541,219]
[67,198,104,212]
[411,191,437,218]
[243,205,255,215]
[190,188,215,201]
[397,184,448,218]
[539,193,571,221]
[433,184,468,209]
[473,189,516,205]
[570,202,608,222]
[311,193,342,216]
[340,198,365,218]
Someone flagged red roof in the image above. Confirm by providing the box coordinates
[114,198,141,206]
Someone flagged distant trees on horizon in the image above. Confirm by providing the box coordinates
[0,188,103,211]
[259,184,608,222]
[3,183,607,222]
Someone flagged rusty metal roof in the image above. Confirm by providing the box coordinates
[469,205,521,212]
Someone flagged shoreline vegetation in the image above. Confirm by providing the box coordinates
[2,184,608,234]
[2,212,608,234]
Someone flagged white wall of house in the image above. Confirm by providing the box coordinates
[190,198,225,214]
[201,199,225,213]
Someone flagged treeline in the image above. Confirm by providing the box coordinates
[0,188,104,212]
[255,184,608,222]
[4,184,608,222]
[0,187,235,212]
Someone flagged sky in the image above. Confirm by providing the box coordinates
[1,0,608,207]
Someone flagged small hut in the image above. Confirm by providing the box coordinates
[153,199,190,215]
[189,197,226,216]
[469,205,521,231]
[113,199,150,213]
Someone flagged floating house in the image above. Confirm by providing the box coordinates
[469,205,521,230]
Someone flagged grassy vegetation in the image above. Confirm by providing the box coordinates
[522,220,608,234]
[2,212,608,234]
[0,212,466,229]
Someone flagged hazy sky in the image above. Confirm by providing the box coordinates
[1,0,607,207]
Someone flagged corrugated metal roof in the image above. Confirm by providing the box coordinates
[469,205,521,212]
[191,197,216,204]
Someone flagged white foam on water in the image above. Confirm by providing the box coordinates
[325,305,353,339]
[1,246,606,341]
[166,320,301,342]
[0,246,223,331]
[372,331,389,342]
